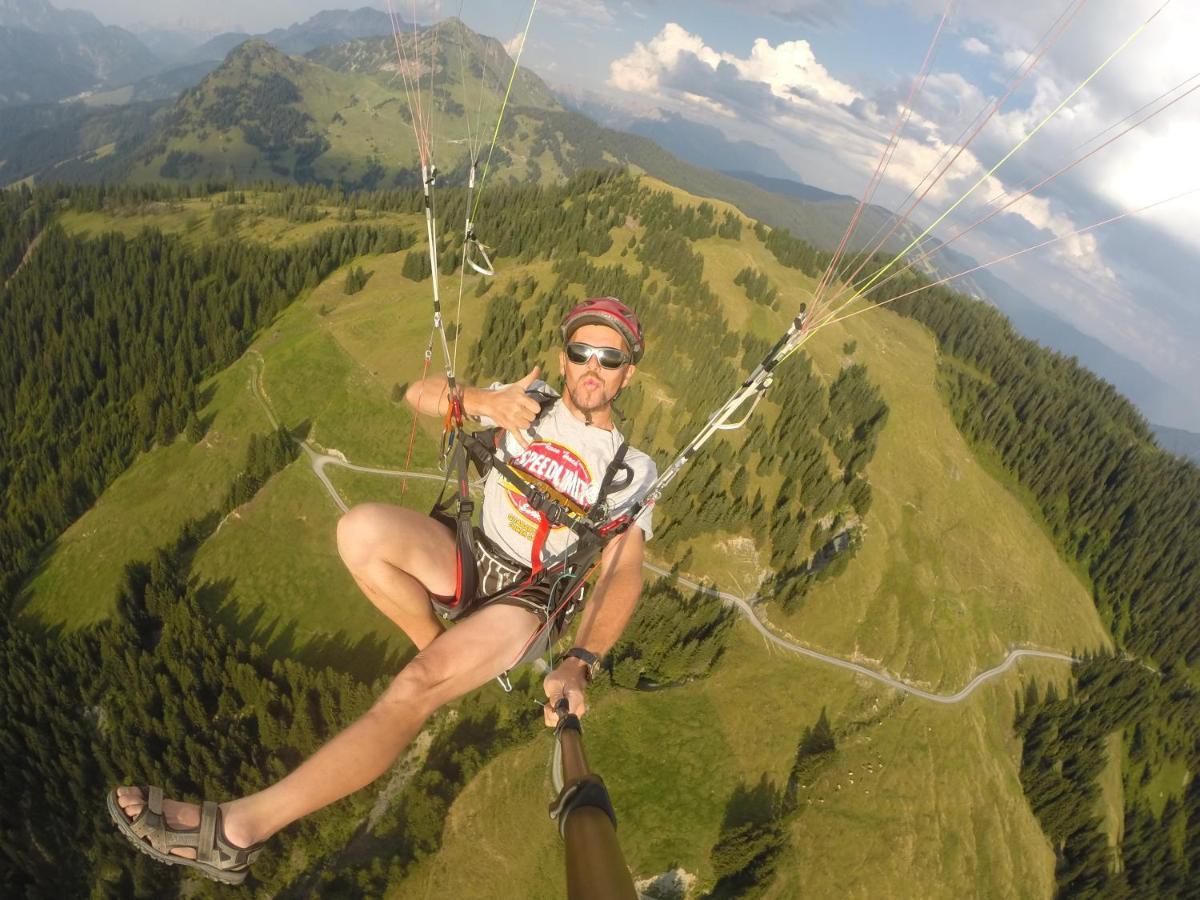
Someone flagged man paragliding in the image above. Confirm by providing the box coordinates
[108,297,656,884]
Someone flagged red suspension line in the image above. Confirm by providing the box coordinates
[825,0,1090,310]
[809,0,956,323]
[816,75,1200,325]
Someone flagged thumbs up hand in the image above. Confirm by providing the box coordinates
[472,365,543,449]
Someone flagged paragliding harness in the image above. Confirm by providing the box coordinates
[429,386,636,679]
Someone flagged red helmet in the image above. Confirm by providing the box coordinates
[560,297,645,363]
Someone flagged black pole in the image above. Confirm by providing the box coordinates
[550,701,638,900]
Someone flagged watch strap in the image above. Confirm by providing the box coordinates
[563,647,601,680]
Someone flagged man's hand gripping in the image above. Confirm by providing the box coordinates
[542,656,589,727]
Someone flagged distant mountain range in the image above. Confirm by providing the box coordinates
[1153,425,1200,465]
[181,7,401,64]
[559,91,800,181]
[0,3,405,110]
[0,0,159,105]
[118,26,562,186]
[0,0,95,32]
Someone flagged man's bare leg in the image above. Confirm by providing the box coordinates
[116,601,541,853]
[117,502,531,855]
[336,502,457,651]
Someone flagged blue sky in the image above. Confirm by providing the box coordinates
[69,0,1200,429]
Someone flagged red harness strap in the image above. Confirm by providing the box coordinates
[530,513,552,575]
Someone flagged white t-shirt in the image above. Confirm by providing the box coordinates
[478,381,656,567]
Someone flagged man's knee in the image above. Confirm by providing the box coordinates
[379,651,454,715]
[337,503,390,569]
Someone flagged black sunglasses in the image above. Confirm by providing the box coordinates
[565,341,631,370]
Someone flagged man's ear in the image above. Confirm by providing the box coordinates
[558,348,567,376]
[621,364,637,389]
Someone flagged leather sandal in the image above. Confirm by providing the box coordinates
[107,786,264,885]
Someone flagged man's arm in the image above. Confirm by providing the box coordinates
[404,366,543,447]
[542,525,645,724]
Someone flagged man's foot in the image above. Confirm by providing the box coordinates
[109,786,265,884]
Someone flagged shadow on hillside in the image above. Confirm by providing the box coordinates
[7,535,62,624]
[703,775,789,900]
[721,774,782,830]
[197,576,412,683]
[196,383,218,432]
[289,418,313,441]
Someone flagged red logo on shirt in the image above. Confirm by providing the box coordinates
[504,440,593,528]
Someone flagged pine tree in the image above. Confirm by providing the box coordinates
[185,411,205,443]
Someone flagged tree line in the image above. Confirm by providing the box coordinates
[733,266,779,309]
[0,186,412,597]
[704,707,839,898]
[1014,655,1199,895]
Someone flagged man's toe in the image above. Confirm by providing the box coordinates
[116,786,145,817]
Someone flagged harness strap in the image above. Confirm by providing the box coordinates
[460,431,584,525]
[432,393,635,607]
[431,433,479,607]
[590,440,630,524]
[531,514,552,574]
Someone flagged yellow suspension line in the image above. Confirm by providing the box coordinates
[471,0,538,223]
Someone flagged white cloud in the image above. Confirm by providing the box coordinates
[1095,111,1200,251]
[505,31,526,57]
[609,23,720,94]
[739,36,860,106]
[962,36,990,55]
[904,0,1200,253]
[605,15,1174,284]
[620,1,647,20]
[1000,48,1028,70]
[609,22,859,107]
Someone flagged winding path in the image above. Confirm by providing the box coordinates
[644,562,1075,703]
[247,355,1077,704]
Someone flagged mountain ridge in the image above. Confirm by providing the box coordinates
[1,8,1184,435]
[185,6,402,63]
[1154,424,1200,464]
[0,0,159,105]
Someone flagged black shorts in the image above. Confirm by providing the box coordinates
[429,530,585,670]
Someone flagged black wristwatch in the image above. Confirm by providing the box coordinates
[563,647,601,682]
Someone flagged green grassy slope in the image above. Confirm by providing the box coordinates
[23,179,1111,896]
[25,199,437,631]
[397,630,1072,899]
[120,27,564,188]
[22,353,261,628]
[777,303,1110,687]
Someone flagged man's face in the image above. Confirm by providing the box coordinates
[559,322,637,415]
